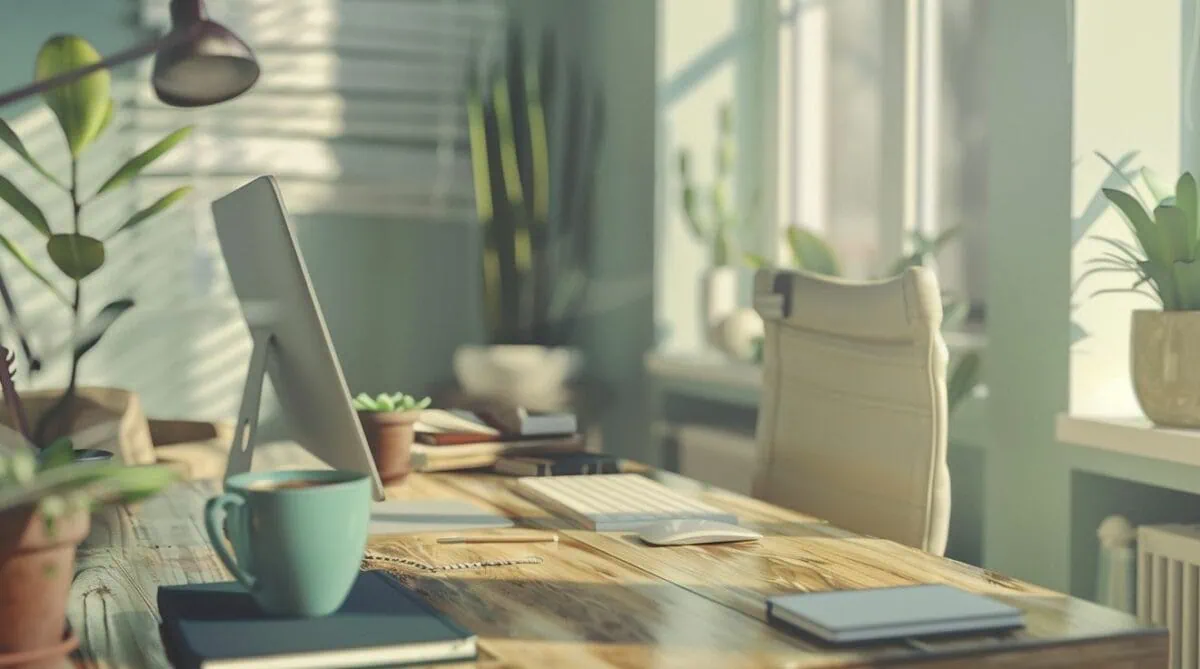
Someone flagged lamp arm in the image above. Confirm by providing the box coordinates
[0,28,196,108]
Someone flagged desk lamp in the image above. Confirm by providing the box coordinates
[0,0,259,109]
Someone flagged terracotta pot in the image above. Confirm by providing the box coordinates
[0,505,89,668]
[357,410,420,484]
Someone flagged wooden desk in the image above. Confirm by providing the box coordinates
[70,468,1166,668]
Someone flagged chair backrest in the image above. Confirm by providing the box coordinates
[752,267,950,555]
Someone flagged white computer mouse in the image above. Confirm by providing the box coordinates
[637,519,763,546]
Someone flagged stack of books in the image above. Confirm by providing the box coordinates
[411,407,585,472]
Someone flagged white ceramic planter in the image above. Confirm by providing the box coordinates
[700,266,739,348]
[453,345,583,410]
[1131,310,1200,428]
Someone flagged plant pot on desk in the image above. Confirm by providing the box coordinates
[1132,310,1200,428]
[0,506,88,669]
[357,410,420,485]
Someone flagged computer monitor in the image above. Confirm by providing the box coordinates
[211,175,386,501]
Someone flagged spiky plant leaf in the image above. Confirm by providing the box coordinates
[39,437,74,470]
[1156,205,1193,263]
[1175,259,1200,310]
[947,351,982,415]
[1104,188,1169,269]
[375,394,395,411]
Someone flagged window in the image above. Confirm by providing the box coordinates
[760,0,987,319]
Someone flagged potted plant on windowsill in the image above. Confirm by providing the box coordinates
[352,392,430,485]
[456,22,602,411]
[1095,170,1200,428]
[677,102,744,349]
[0,346,178,668]
[0,35,193,462]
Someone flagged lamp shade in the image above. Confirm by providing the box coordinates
[152,0,260,107]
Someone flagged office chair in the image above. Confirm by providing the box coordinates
[752,266,950,555]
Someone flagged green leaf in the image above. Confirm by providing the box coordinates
[1104,188,1168,267]
[47,233,104,280]
[0,232,68,304]
[946,351,982,415]
[1139,259,1178,309]
[351,393,375,411]
[39,437,74,469]
[0,175,50,237]
[96,98,114,138]
[1156,205,1193,263]
[73,298,133,359]
[94,126,193,196]
[743,252,771,269]
[0,119,63,189]
[786,226,840,276]
[35,35,111,158]
[376,394,396,411]
[1178,172,1200,256]
[1174,259,1200,310]
[942,299,969,330]
[105,186,191,240]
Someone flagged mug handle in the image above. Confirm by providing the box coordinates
[204,492,258,591]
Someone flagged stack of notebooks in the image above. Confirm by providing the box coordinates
[158,571,477,668]
[412,407,585,472]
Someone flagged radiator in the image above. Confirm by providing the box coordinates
[670,424,758,495]
[1138,524,1200,668]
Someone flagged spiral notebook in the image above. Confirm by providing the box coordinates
[766,584,1024,644]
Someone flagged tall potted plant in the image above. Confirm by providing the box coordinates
[1093,170,1200,427]
[0,35,193,459]
[676,102,744,348]
[457,23,603,409]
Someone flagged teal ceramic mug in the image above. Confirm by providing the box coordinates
[204,469,371,617]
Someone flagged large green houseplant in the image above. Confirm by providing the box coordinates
[457,23,602,409]
[1090,166,1200,427]
[0,35,192,453]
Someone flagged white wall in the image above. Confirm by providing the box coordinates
[1070,0,1183,417]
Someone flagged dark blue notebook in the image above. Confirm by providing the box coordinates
[158,570,477,669]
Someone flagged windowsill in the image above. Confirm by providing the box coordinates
[1056,414,1200,469]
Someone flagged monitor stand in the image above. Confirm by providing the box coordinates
[223,327,515,535]
[225,326,275,481]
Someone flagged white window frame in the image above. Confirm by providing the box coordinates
[754,0,971,304]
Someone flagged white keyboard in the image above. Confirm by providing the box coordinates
[514,473,738,531]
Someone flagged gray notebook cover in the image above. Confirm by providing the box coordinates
[767,584,1023,643]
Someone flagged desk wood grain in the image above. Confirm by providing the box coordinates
[69,470,1166,669]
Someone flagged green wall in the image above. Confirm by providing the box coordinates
[0,0,144,116]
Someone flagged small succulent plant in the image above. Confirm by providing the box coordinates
[352,392,431,413]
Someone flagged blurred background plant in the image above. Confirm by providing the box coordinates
[677,102,741,269]
[747,225,982,414]
[466,22,603,348]
[0,35,193,445]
